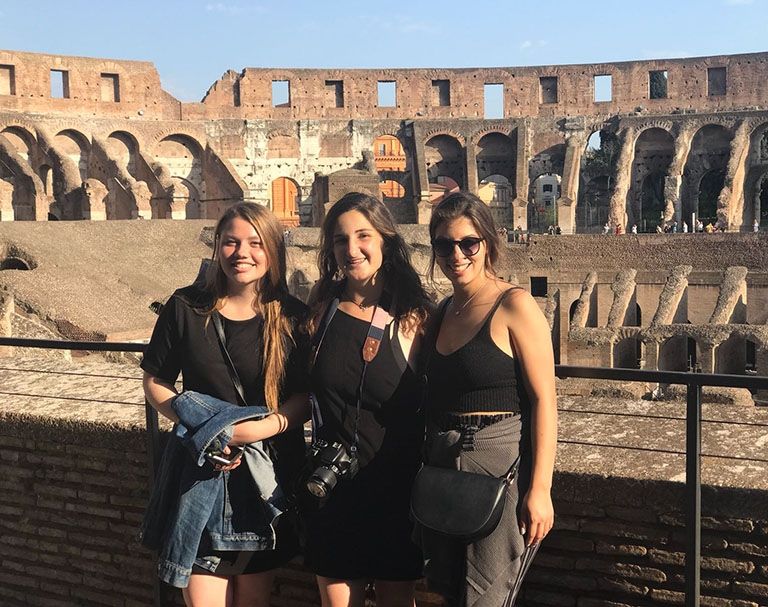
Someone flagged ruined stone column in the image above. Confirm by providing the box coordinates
[130,181,154,219]
[606,269,638,328]
[651,265,692,327]
[718,120,751,231]
[81,179,107,221]
[0,289,14,358]
[698,341,716,374]
[412,123,433,225]
[709,266,748,324]
[665,125,694,226]
[512,120,531,231]
[571,272,598,329]
[608,126,636,230]
[465,141,479,195]
[557,131,587,234]
[0,179,13,221]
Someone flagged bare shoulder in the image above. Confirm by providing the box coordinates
[499,284,545,322]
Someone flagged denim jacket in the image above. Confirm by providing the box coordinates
[141,390,288,588]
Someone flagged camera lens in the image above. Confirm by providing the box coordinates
[306,466,338,499]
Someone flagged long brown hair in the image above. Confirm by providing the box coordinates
[428,191,502,281]
[204,202,291,412]
[312,192,430,333]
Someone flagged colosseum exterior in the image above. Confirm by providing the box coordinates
[1,48,767,232]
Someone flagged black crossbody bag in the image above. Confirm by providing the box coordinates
[409,299,520,543]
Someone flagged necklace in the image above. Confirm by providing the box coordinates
[453,284,485,316]
[344,290,379,311]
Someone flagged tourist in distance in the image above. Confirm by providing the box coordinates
[141,202,311,607]
[416,192,557,607]
[303,192,431,607]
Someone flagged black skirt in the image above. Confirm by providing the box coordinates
[302,453,423,581]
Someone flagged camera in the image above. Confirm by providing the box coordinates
[305,440,359,500]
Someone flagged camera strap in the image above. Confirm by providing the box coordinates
[311,292,394,451]
[211,311,248,407]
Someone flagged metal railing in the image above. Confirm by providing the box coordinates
[2,336,768,607]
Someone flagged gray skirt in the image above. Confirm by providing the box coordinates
[416,415,531,607]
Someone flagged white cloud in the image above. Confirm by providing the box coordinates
[204,3,265,15]
[520,40,547,50]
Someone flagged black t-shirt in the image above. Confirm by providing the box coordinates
[141,284,310,486]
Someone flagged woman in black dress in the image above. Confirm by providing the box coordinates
[419,192,557,607]
[142,202,310,607]
[304,192,431,607]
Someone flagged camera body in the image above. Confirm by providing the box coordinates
[305,440,359,500]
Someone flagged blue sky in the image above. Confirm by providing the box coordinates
[1,0,766,101]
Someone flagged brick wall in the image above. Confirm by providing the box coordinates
[1,413,766,606]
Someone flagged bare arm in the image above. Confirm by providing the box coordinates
[142,371,180,423]
[228,392,311,445]
[504,289,558,545]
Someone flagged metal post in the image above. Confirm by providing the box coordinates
[685,381,702,607]
[144,401,164,607]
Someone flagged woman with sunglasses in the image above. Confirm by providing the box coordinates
[304,192,431,607]
[418,192,557,607]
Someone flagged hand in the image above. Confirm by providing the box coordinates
[519,486,554,546]
[213,445,243,473]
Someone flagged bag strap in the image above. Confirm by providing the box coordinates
[211,312,248,407]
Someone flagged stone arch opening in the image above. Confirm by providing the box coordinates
[0,126,36,161]
[54,129,90,182]
[170,177,201,220]
[715,333,748,375]
[107,131,139,178]
[155,134,204,218]
[478,174,513,227]
[640,171,666,232]
[759,174,768,227]
[428,176,460,206]
[373,135,406,172]
[613,337,642,369]
[629,128,674,230]
[476,132,516,185]
[697,169,726,226]
[425,135,464,193]
[528,173,561,233]
[658,336,699,372]
[578,130,617,233]
[271,177,300,226]
[0,257,32,270]
[682,124,732,226]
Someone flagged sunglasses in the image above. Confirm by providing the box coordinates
[431,236,485,258]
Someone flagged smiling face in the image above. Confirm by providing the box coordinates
[217,216,270,292]
[433,215,488,288]
[332,210,385,286]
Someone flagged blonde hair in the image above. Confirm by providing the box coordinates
[204,202,292,412]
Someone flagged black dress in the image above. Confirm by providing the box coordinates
[304,308,424,580]
[140,285,310,575]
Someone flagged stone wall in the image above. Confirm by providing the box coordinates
[1,411,766,607]
[1,49,768,230]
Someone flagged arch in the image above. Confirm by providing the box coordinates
[380,179,406,199]
[697,169,726,226]
[271,177,300,226]
[39,164,53,195]
[107,131,140,177]
[373,135,406,172]
[528,173,560,233]
[613,337,642,369]
[428,176,460,206]
[577,175,611,233]
[166,177,200,220]
[628,128,674,229]
[658,336,699,372]
[759,173,768,227]
[715,333,748,375]
[425,134,464,190]
[54,129,91,183]
[682,124,732,224]
[0,126,36,159]
[476,132,516,185]
[640,171,666,232]
[156,134,202,160]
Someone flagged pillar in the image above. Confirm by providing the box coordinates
[465,141,479,195]
[557,132,587,234]
[608,126,636,230]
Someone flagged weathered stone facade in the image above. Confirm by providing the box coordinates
[1,49,768,230]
